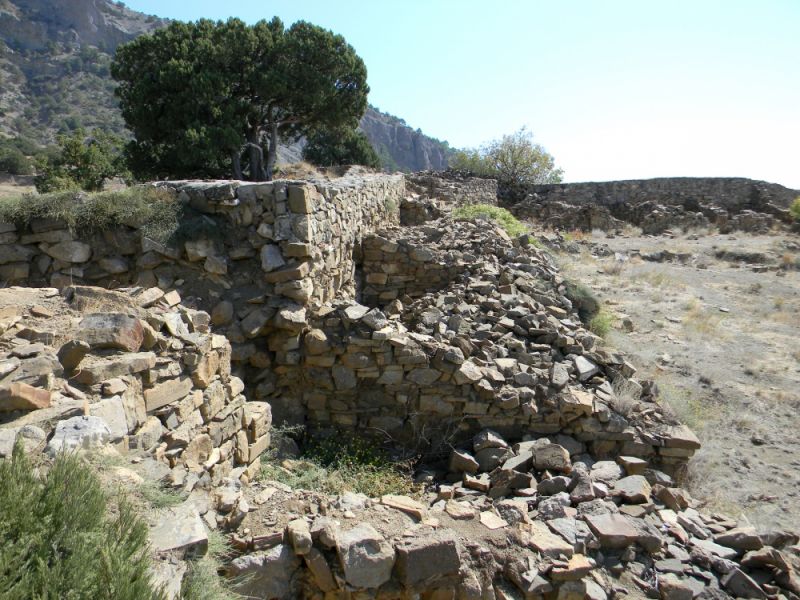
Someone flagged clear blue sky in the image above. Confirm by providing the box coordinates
[123,0,800,188]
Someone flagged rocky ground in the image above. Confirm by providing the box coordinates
[549,228,800,531]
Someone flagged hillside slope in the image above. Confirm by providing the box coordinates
[0,0,450,171]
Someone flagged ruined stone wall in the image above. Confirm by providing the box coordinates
[508,177,799,233]
[0,173,404,306]
[406,171,498,206]
[0,285,269,496]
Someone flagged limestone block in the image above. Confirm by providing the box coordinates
[0,382,51,412]
[144,376,193,412]
[43,240,91,263]
[78,313,144,352]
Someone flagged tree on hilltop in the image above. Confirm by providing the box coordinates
[111,18,369,181]
[450,127,563,186]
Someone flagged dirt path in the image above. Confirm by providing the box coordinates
[552,229,800,530]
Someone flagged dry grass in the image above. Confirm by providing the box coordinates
[681,298,726,336]
[658,382,712,430]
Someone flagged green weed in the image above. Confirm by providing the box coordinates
[453,203,529,237]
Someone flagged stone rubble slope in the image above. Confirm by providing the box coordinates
[222,421,800,599]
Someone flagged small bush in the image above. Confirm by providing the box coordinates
[564,281,600,322]
[453,203,528,237]
[0,443,164,599]
[182,530,239,600]
[589,309,615,338]
[790,197,800,222]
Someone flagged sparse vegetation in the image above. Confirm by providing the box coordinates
[259,434,416,498]
[182,530,239,600]
[0,443,164,600]
[449,127,563,186]
[0,187,181,243]
[452,203,528,237]
[790,196,800,222]
[563,281,600,322]
[589,309,615,338]
[34,128,129,192]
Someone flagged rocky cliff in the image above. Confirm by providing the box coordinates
[0,0,451,171]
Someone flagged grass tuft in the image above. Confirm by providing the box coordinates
[790,196,800,222]
[259,434,416,498]
[589,309,615,338]
[0,187,181,244]
[453,203,529,237]
[182,530,240,600]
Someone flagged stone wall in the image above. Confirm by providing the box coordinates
[406,171,498,206]
[269,216,699,475]
[0,286,269,495]
[0,173,404,307]
[507,177,799,233]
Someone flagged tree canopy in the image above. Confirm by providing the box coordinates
[111,18,370,181]
[449,128,563,186]
[303,127,381,169]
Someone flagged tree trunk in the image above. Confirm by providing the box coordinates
[265,121,279,182]
[247,128,261,181]
[231,151,243,181]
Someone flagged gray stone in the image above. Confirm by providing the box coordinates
[473,428,509,452]
[44,240,92,263]
[584,513,640,548]
[572,355,600,381]
[57,339,90,371]
[394,531,460,586]
[78,313,143,352]
[533,443,572,472]
[449,449,479,474]
[260,244,285,272]
[721,568,767,599]
[613,475,652,504]
[229,544,300,600]
[46,416,112,455]
[335,523,394,589]
[150,502,208,558]
[89,395,129,441]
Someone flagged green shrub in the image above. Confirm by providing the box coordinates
[182,530,239,600]
[589,309,615,338]
[0,146,34,175]
[452,203,529,237]
[0,443,164,600]
[563,281,600,323]
[790,197,800,222]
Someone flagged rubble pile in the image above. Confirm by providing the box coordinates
[223,424,800,599]
[279,216,699,476]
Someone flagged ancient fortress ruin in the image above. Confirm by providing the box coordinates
[1,171,798,598]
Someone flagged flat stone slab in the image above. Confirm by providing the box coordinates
[150,502,208,558]
[584,513,640,549]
